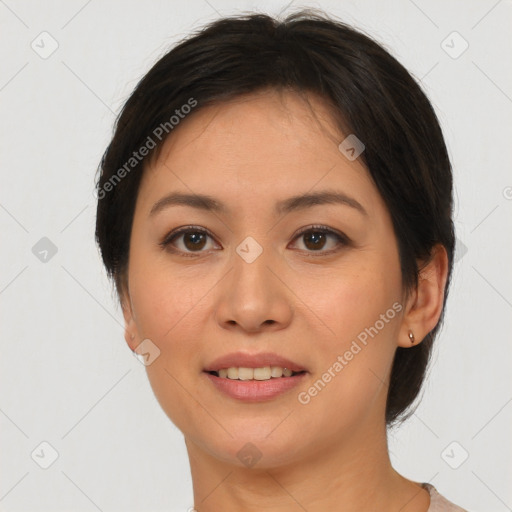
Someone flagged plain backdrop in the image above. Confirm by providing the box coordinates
[1,1,511,511]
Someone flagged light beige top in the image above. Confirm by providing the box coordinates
[423,483,468,511]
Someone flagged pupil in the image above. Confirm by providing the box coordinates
[305,232,325,250]
[184,232,206,251]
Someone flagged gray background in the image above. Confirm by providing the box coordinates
[1,0,511,511]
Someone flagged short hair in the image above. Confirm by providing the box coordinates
[95,9,455,426]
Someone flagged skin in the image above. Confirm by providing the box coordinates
[121,88,449,512]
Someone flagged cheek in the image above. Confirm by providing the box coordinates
[302,261,401,347]
[131,282,203,341]
[128,238,209,341]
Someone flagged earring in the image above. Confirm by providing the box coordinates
[408,331,415,344]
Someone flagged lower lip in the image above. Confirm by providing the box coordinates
[203,371,307,402]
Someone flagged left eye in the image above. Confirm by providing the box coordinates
[290,226,348,253]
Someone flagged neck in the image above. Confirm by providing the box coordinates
[185,415,430,512]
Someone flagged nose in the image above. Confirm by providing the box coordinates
[214,242,294,334]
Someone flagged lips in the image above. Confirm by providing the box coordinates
[203,351,307,373]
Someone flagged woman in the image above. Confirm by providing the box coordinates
[95,9,468,511]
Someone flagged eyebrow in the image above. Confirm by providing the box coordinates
[149,189,368,217]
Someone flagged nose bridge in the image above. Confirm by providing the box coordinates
[231,233,277,300]
[214,232,294,332]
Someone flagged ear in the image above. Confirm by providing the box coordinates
[120,288,140,352]
[398,244,449,348]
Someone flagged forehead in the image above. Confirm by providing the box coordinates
[138,89,380,217]
[154,89,344,163]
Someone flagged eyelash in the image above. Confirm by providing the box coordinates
[159,224,350,258]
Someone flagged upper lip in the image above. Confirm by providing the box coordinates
[204,352,307,372]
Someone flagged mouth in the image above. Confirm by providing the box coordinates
[202,352,308,402]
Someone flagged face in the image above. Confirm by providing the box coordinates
[122,89,408,468]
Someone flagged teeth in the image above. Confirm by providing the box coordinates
[253,367,271,380]
[227,367,238,379]
[270,366,283,378]
[213,366,300,380]
[238,367,254,380]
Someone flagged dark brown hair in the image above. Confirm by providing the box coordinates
[95,9,455,426]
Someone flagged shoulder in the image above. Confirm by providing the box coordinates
[422,483,469,512]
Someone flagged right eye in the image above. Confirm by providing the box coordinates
[160,226,220,256]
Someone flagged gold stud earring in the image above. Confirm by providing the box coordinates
[408,331,415,344]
